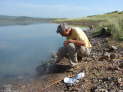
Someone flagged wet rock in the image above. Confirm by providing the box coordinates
[36,64,49,75]
[0,84,20,92]
[3,84,13,91]
[17,76,24,80]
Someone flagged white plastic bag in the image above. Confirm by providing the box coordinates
[64,72,85,84]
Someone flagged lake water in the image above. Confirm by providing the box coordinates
[0,23,64,82]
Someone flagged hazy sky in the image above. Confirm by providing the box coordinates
[0,0,123,18]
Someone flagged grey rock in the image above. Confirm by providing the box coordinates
[95,88,108,92]
[119,90,123,92]
[104,52,110,58]
[110,53,117,59]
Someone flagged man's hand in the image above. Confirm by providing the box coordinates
[64,40,72,46]
[64,40,69,46]
[64,40,85,46]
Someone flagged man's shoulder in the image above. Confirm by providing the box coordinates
[72,27,84,34]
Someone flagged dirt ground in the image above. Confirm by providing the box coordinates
[34,30,123,92]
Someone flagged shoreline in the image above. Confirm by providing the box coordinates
[0,11,123,91]
[0,26,123,92]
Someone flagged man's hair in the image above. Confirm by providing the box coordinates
[56,23,69,33]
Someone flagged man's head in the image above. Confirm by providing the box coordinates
[56,23,71,36]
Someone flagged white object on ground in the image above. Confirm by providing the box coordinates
[64,72,85,84]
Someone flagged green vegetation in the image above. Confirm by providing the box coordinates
[90,11,123,40]
[54,11,123,41]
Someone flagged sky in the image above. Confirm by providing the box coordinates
[0,0,123,18]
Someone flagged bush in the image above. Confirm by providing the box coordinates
[93,18,123,41]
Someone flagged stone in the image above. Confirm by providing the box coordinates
[2,84,13,92]
[118,78,123,87]
[104,52,110,58]
[110,53,117,59]
[119,90,123,92]
[51,53,57,59]
[95,88,108,92]
[98,56,109,61]
[118,61,123,70]
[111,46,118,50]
[98,52,110,61]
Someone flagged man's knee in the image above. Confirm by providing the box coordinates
[57,47,66,57]
[66,43,76,51]
[86,48,91,56]
[79,46,91,56]
[65,43,76,56]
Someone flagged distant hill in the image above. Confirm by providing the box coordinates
[0,15,18,19]
[0,15,60,26]
[53,10,123,40]
[54,10,123,27]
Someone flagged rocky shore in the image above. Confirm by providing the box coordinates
[0,28,123,92]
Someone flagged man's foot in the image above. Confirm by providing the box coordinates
[69,60,78,67]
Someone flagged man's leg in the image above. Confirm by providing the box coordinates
[79,46,91,57]
[55,47,66,63]
[65,43,78,66]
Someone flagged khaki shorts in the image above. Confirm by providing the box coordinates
[77,46,91,57]
[57,43,91,62]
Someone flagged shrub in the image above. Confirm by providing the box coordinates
[93,18,123,41]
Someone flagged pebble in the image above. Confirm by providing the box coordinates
[119,90,123,92]
[95,88,108,92]
[111,46,118,50]
[110,53,117,59]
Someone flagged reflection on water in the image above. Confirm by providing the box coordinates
[0,23,63,82]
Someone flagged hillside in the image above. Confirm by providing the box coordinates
[54,11,123,40]
[0,15,58,26]
[54,11,123,26]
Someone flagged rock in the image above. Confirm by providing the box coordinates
[118,61,123,71]
[120,51,123,56]
[91,77,120,92]
[118,78,123,87]
[98,52,110,61]
[111,46,118,50]
[98,55,110,61]
[110,53,117,59]
[17,76,24,80]
[104,52,110,58]
[95,88,108,92]
[51,53,57,59]
[2,84,13,92]
[119,90,123,92]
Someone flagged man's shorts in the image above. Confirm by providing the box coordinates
[77,46,91,57]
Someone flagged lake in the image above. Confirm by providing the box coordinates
[0,23,64,83]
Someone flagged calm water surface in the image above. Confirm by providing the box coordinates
[0,23,64,82]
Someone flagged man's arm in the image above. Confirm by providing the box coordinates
[64,40,85,46]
